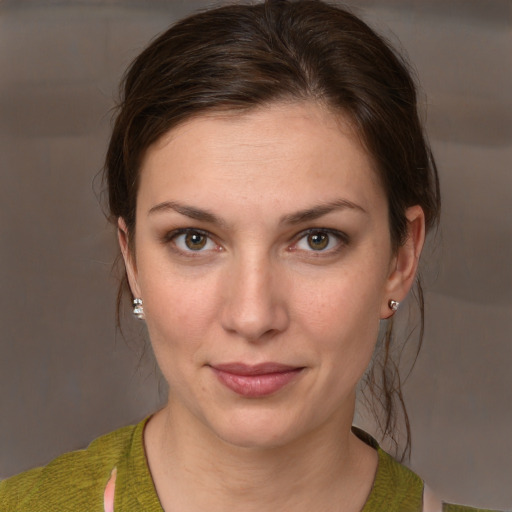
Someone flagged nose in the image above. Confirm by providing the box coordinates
[220,254,289,342]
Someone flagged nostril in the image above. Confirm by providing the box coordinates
[220,295,289,342]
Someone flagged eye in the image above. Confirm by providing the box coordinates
[171,229,217,252]
[294,229,346,253]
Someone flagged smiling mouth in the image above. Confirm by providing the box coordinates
[210,363,305,398]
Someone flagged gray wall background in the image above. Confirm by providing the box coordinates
[0,0,511,509]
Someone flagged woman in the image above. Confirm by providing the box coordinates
[0,1,501,511]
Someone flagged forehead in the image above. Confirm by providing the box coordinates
[137,102,385,216]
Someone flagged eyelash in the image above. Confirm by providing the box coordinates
[290,228,349,255]
[163,228,219,256]
[162,228,349,256]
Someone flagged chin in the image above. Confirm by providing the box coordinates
[205,409,303,450]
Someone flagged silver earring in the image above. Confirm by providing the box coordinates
[133,298,144,319]
[388,299,399,312]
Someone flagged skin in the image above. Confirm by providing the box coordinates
[119,102,425,512]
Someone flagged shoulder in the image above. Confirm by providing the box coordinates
[373,448,424,511]
[374,453,504,512]
[354,427,424,512]
[0,421,142,512]
[353,428,504,512]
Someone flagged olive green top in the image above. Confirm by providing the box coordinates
[0,418,500,512]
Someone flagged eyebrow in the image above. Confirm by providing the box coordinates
[148,198,366,226]
[280,199,367,225]
[148,201,227,227]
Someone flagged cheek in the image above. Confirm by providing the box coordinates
[136,261,222,362]
[293,269,384,379]
[296,267,384,333]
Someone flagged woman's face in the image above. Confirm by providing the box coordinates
[121,102,422,448]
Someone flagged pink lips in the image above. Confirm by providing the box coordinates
[211,363,304,398]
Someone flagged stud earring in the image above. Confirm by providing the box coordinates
[388,299,400,312]
[133,298,144,319]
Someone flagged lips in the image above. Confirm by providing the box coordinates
[210,362,304,398]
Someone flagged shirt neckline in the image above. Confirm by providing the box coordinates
[120,417,422,512]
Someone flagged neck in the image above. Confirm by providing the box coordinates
[144,399,378,512]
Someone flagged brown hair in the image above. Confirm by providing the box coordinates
[105,0,440,460]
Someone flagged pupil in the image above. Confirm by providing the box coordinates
[185,232,206,250]
[308,232,328,250]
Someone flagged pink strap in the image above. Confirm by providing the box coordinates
[103,467,117,512]
[423,483,443,512]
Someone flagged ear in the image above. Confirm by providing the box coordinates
[380,205,425,319]
[117,217,142,299]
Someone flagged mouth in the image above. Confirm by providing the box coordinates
[209,362,305,398]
